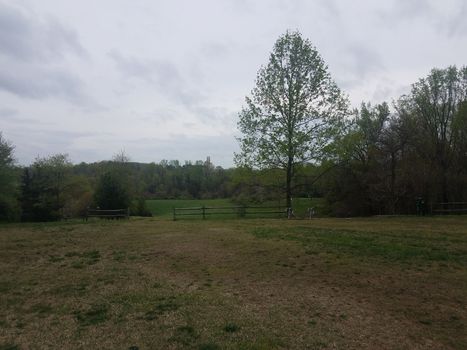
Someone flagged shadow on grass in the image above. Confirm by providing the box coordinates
[74,303,109,326]
[251,227,467,264]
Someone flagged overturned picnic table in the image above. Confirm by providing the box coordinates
[85,208,130,221]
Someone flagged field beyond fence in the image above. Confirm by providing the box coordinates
[172,205,289,220]
[146,198,326,219]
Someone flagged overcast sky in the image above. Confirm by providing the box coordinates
[1,0,466,167]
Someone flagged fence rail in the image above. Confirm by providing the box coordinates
[173,205,290,220]
[86,208,130,221]
[432,202,467,215]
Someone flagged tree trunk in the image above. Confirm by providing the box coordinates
[286,158,293,209]
[439,147,449,203]
[390,151,396,214]
[441,166,449,203]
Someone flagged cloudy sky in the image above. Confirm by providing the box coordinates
[1,0,466,167]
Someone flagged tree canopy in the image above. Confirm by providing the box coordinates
[20,154,73,221]
[0,133,20,221]
[236,31,348,207]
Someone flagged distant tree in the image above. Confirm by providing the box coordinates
[397,66,467,202]
[63,175,93,218]
[20,167,36,221]
[236,31,348,207]
[113,149,131,163]
[93,152,132,210]
[21,154,72,221]
[94,171,131,210]
[132,197,152,217]
[0,133,20,221]
[322,103,390,216]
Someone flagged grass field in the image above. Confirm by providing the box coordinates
[1,216,466,349]
[146,199,234,218]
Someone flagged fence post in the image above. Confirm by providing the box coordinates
[202,206,206,220]
[236,205,246,218]
[308,207,315,220]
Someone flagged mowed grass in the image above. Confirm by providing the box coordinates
[146,199,234,218]
[1,216,466,349]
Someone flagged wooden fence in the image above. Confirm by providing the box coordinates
[432,202,467,215]
[85,208,130,221]
[173,205,290,221]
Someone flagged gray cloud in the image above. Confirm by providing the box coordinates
[109,50,203,108]
[336,43,385,90]
[123,134,238,167]
[439,2,467,37]
[378,0,467,38]
[193,106,237,129]
[0,107,17,117]
[0,2,85,62]
[200,42,231,59]
[6,127,114,165]
[379,0,433,21]
[318,0,340,19]
[1,0,466,166]
[0,109,49,125]
[347,44,385,78]
[109,49,237,135]
[0,2,93,106]
[0,64,85,102]
[372,80,410,104]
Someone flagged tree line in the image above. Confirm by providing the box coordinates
[1,31,466,221]
[0,148,244,221]
[236,31,467,216]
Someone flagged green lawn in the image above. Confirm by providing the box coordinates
[1,216,466,349]
[146,199,234,218]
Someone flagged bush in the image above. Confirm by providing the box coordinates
[130,198,152,217]
[94,171,131,210]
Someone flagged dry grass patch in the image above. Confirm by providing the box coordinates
[0,216,466,349]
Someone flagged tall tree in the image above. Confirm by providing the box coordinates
[21,154,72,221]
[0,133,20,221]
[93,152,132,210]
[399,66,467,202]
[236,31,348,207]
[93,172,131,210]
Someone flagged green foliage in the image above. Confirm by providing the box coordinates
[73,158,233,200]
[94,171,131,210]
[322,103,392,216]
[198,343,220,350]
[403,66,467,202]
[320,66,467,215]
[224,323,240,333]
[20,154,72,221]
[236,31,349,207]
[0,344,19,350]
[230,167,284,204]
[131,198,153,217]
[0,133,20,221]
